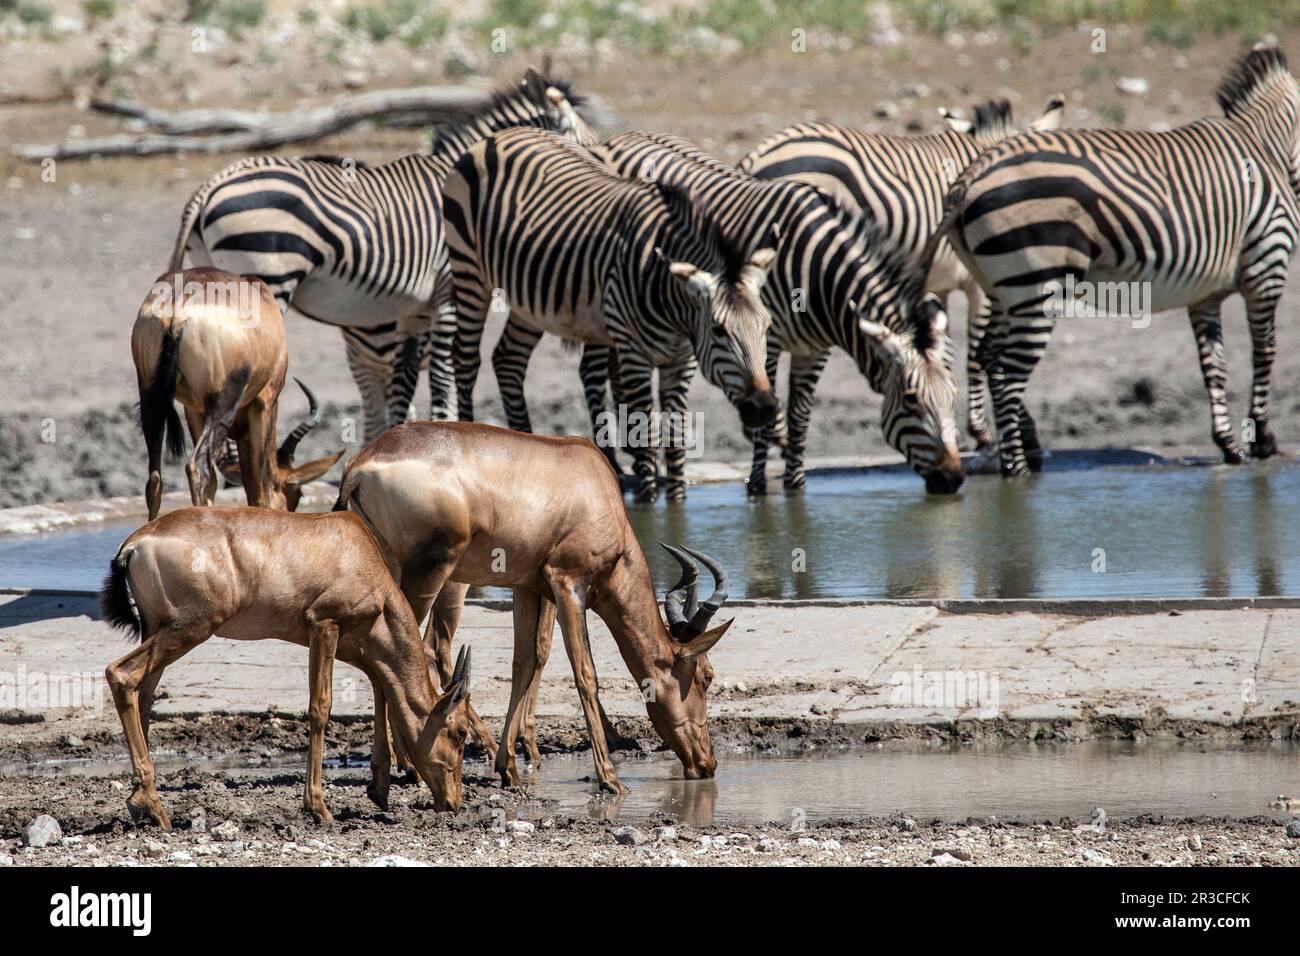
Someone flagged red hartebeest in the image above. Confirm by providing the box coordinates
[132,267,343,519]
[99,506,473,827]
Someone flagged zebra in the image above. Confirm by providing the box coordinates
[166,66,595,442]
[593,131,964,495]
[442,126,781,502]
[740,95,1064,451]
[927,44,1299,476]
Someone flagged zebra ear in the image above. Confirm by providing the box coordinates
[940,108,973,135]
[666,260,719,302]
[739,225,779,294]
[859,317,906,366]
[1031,95,1065,131]
[922,295,948,336]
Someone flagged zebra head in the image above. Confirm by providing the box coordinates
[856,295,964,494]
[657,225,781,429]
[940,95,1064,143]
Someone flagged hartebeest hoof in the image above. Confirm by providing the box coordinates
[366,783,390,810]
[127,792,171,830]
[599,777,631,796]
[305,800,334,824]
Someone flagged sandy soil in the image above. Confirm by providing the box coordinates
[1,714,1295,867]
[3,31,1300,506]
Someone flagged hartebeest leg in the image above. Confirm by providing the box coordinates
[551,580,627,794]
[495,588,548,787]
[367,677,392,810]
[105,622,214,828]
[236,387,278,507]
[426,581,497,758]
[186,368,250,506]
[519,596,556,767]
[305,622,340,823]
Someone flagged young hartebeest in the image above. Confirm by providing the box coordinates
[132,267,343,519]
[99,506,473,827]
[334,421,735,796]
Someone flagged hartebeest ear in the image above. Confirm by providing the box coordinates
[674,618,734,662]
[218,456,243,486]
[287,450,346,487]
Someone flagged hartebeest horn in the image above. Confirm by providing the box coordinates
[443,645,471,707]
[680,545,729,634]
[661,542,699,639]
[661,543,729,638]
[277,378,322,465]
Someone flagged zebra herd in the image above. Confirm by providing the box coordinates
[166,45,1300,499]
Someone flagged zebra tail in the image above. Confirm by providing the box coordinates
[167,182,211,272]
[100,549,142,641]
[916,175,973,291]
[139,324,186,462]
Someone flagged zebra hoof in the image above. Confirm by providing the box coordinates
[665,482,687,502]
[1220,446,1247,465]
[635,484,658,504]
[782,472,807,492]
[1250,435,1278,460]
[746,478,768,497]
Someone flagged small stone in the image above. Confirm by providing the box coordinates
[927,852,962,866]
[167,851,192,863]
[22,815,62,848]
[211,820,240,841]
[504,820,535,836]
[612,826,649,846]
[110,781,125,792]
[653,825,678,843]
[220,841,245,855]
[143,841,166,859]
[61,733,84,748]
[1285,820,1300,839]
[898,818,918,832]
[367,855,429,867]
[1117,76,1149,96]
[189,808,207,833]
[874,99,899,120]
[0,855,12,866]
[934,845,972,861]
[756,837,782,853]
[1188,833,1203,851]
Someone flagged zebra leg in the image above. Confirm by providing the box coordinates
[981,306,1050,479]
[1187,295,1246,464]
[427,271,458,421]
[343,327,392,441]
[615,348,660,502]
[386,312,427,429]
[658,355,697,502]
[452,276,492,423]
[964,284,997,452]
[1243,285,1282,459]
[782,350,830,490]
[580,345,621,474]
[491,316,544,433]
[747,341,784,496]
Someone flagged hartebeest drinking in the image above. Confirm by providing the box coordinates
[99,506,474,827]
[334,421,735,795]
[132,267,343,519]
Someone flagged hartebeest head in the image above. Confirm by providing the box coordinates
[652,543,735,779]
[219,379,344,511]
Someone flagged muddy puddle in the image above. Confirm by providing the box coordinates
[5,740,1297,826]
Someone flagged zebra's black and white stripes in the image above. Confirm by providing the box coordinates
[594,132,964,494]
[740,96,1063,450]
[442,126,779,501]
[167,67,594,441]
[931,45,1300,476]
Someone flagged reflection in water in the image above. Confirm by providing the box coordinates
[527,740,1300,826]
[1,460,1297,600]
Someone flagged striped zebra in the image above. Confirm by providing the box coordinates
[928,45,1299,476]
[594,132,964,495]
[740,95,1063,450]
[166,66,595,441]
[442,127,780,502]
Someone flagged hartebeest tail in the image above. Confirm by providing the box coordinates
[99,552,141,640]
[137,324,186,464]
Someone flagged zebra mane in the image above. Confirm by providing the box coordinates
[832,202,936,354]
[1216,45,1292,117]
[298,155,370,170]
[968,99,1015,140]
[428,63,585,160]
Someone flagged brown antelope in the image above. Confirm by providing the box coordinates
[334,421,735,796]
[132,267,343,519]
[99,506,474,827]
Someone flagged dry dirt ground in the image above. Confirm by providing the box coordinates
[2,29,1300,506]
[1,714,1295,867]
